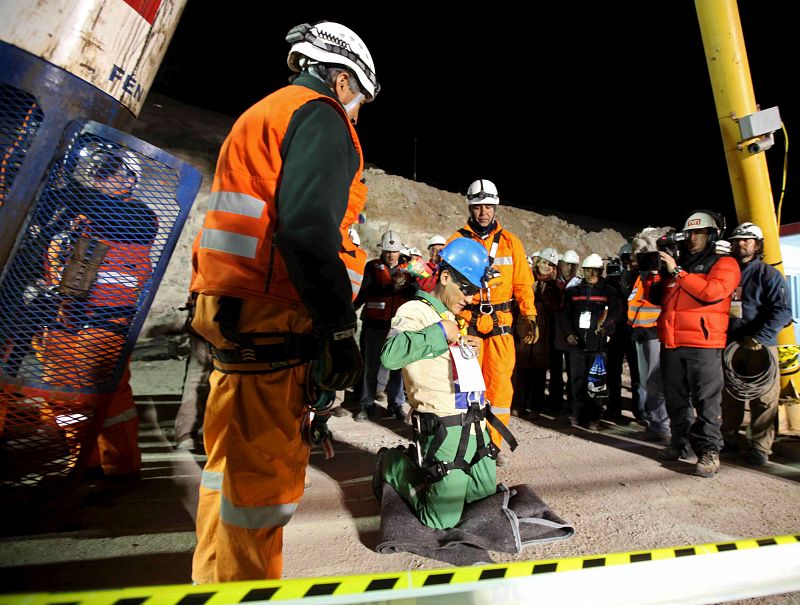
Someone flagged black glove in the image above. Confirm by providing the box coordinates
[313,323,363,391]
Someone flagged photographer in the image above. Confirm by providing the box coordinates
[642,211,740,478]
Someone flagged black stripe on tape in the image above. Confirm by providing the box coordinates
[582,558,606,569]
[674,548,696,557]
[630,553,652,563]
[305,583,340,597]
[479,568,507,580]
[240,588,279,601]
[113,598,148,605]
[366,578,400,591]
[423,573,454,586]
[716,543,738,552]
[757,538,777,547]
[177,593,216,605]
[531,563,558,574]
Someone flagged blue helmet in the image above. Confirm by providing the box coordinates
[439,238,490,289]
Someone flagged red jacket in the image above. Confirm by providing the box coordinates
[644,253,740,349]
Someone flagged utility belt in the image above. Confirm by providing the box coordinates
[410,400,517,484]
[210,333,319,374]
[463,298,515,339]
[464,299,516,314]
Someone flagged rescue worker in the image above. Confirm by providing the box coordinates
[550,248,581,412]
[418,234,446,292]
[643,210,740,477]
[188,21,377,581]
[722,222,791,466]
[628,227,673,443]
[513,247,564,416]
[560,253,620,429]
[34,144,155,478]
[447,179,536,465]
[354,229,417,421]
[376,238,503,529]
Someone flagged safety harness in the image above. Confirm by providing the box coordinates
[195,296,320,375]
[457,228,515,339]
[407,296,517,484]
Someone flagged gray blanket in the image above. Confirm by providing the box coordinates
[374,482,575,566]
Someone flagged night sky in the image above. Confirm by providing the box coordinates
[151,4,799,232]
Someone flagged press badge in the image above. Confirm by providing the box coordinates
[729,286,743,318]
[579,311,592,329]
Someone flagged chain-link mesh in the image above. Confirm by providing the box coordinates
[0,128,182,487]
[0,82,44,205]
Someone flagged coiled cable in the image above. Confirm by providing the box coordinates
[723,340,778,400]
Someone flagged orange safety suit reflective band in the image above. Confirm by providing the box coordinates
[447,223,535,448]
[190,85,366,305]
[627,276,660,328]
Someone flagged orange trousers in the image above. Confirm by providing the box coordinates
[191,297,312,582]
[478,332,516,447]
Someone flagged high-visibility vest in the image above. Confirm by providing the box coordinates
[627,276,660,329]
[190,84,366,304]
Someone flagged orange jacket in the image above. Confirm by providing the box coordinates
[627,275,660,329]
[645,254,740,349]
[190,81,366,315]
[355,258,418,325]
[448,222,535,335]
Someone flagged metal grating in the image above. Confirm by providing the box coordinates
[0,128,183,487]
[0,81,44,205]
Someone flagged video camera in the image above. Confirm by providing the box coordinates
[656,230,686,260]
[605,257,623,277]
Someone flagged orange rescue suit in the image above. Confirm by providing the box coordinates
[189,80,365,583]
[448,222,535,447]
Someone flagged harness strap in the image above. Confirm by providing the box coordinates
[210,333,319,374]
[464,299,516,313]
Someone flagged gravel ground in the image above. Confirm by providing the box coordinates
[1,358,799,603]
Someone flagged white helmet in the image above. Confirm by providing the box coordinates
[466,179,500,205]
[286,22,380,100]
[539,247,559,266]
[427,234,447,248]
[729,221,764,240]
[380,230,402,252]
[561,249,580,264]
[683,211,722,235]
[407,247,423,257]
[582,253,604,269]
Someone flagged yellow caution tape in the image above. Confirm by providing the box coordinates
[2,534,798,605]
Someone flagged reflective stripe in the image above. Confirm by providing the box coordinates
[490,404,511,415]
[103,406,138,428]
[348,268,363,288]
[200,228,258,259]
[207,191,265,218]
[96,271,139,288]
[201,470,223,491]
[366,301,386,309]
[494,256,513,266]
[220,493,297,529]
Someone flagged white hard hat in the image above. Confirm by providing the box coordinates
[286,21,380,100]
[380,230,402,252]
[530,250,541,259]
[561,249,580,264]
[539,247,559,266]
[407,247,423,257]
[683,211,722,235]
[427,234,447,248]
[729,221,764,240]
[466,179,500,205]
[582,253,604,269]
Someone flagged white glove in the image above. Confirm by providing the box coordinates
[714,239,732,255]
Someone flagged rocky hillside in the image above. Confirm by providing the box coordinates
[131,94,636,337]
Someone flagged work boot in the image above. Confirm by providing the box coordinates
[693,450,721,477]
[745,449,769,467]
[330,405,349,418]
[355,406,375,422]
[387,405,408,421]
[658,445,697,463]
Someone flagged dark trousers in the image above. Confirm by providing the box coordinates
[174,335,212,442]
[512,367,548,412]
[569,350,605,423]
[606,328,640,418]
[548,348,573,410]
[661,346,724,455]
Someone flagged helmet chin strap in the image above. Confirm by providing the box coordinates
[343,92,364,113]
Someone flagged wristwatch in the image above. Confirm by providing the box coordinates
[672,266,682,277]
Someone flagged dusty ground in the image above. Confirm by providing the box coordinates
[1,357,799,603]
